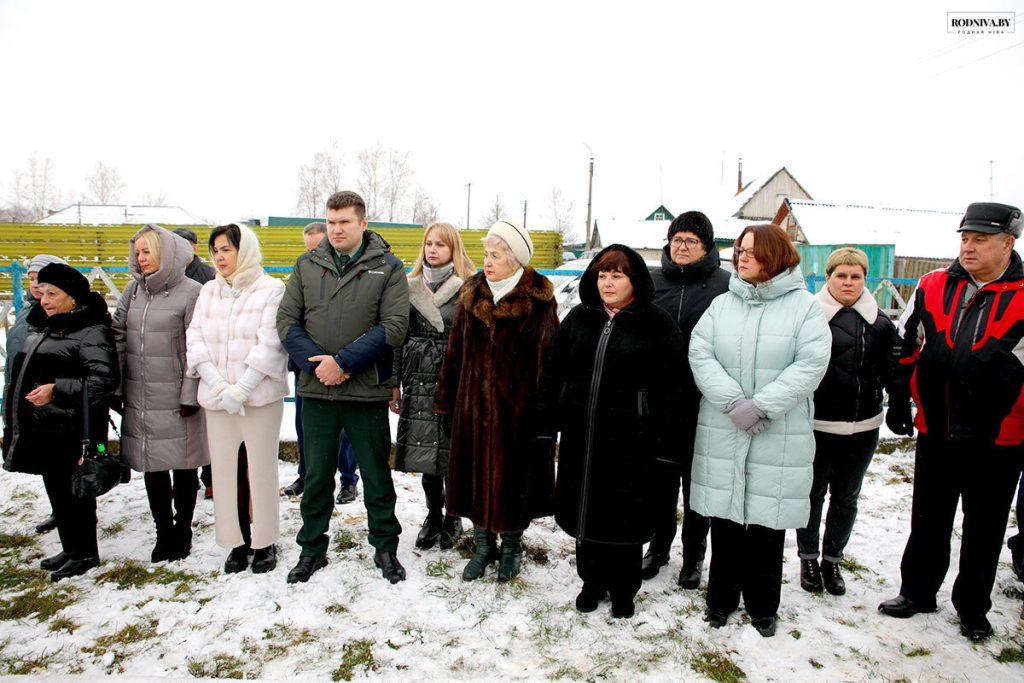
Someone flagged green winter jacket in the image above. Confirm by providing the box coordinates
[688,266,831,530]
[276,230,410,403]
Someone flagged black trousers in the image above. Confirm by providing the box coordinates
[649,458,709,564]
[42,468,98,560]
[796,429,878,562]
[144,469,200,534]
[898,434,1024,616]
[236,446,252,547]
[576,540,642,603]
[706,518,785,619]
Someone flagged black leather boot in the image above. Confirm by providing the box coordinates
[50,557,99,582]
[641,547,669,580]
[224,545,252,574]
[462,527,499,581]
[800,558,823,593]
[438,516,464,550]
[821,559,846,595]
[286,555,328,583]
[374,550,407,584]
[497,531,524,581]
[415,514,444,550]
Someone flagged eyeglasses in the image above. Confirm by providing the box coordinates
[734,247,758,259]
[670,236,701,249]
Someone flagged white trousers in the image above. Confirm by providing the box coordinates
[204,401,283,550]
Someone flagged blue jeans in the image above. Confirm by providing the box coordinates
[294,393,359,486]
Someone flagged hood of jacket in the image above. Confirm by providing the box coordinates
[128,224,193,292]
[215,223,264,292]
[579,243,654,309]
[26,290,111,332]
[658,244,723,283]
[816,285,879,323]
[729,264,806,303]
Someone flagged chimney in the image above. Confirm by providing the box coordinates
[736,157,744,195]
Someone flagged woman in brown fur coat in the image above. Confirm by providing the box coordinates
[434,220,559,582]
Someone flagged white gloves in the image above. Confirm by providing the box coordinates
[218,367,267,417]
[195,362,229,397]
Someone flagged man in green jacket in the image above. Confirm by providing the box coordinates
[277,191,410,583]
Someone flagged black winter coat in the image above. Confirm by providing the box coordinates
[184,255,215,286]
[2,292,119,474]
[539,244,687,544]
[649,246,730,463]
[813,291,900,424]
[393,273,464,475]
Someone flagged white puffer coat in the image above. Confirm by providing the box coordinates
[186,225,289,410]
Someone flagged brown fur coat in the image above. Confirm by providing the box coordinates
[434,268,559,532]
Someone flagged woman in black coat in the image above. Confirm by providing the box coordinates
[796,247,903,596]
[539,244,686,618]
[390,222,475,550]
[2,264,118,581]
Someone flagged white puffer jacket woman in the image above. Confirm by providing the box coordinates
[186,223,288,574]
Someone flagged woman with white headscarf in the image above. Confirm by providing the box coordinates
[186,223,289,575]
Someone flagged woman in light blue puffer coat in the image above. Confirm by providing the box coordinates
[688,224,830,637]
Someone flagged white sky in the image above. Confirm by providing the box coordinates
[1,0,1022,233]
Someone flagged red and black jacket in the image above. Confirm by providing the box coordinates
[897,251,1024,446]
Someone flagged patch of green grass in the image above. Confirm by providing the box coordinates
[0,583,76,621]
[332,639,378,681]
[84,619,159,661]
[551,664,586,680]
[101,518,128,539]
[0,561,48,590]
[876,437,916,455]
[94,559,202,593]
[809,659,824,670]
[840,556,870,577]
[0,650,58,675]
[278,441,300,463]
[691,650,746,683]
[332,530,358,552]
[262,623,316,659]
[995,644,1024,664]
[790,629,801,639]
[425,558,453,579]
[325,602,349,615]
[904,647,931,657]
[49,615,79,633]
[0,532,36,550]
[187,654,254,679]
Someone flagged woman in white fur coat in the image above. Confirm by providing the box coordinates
[186,223,289,575]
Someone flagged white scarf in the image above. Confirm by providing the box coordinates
[487,267,524,303]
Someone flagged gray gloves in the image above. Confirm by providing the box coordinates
[727,398,770,436]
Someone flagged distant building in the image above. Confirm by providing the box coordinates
[38,203,205,226]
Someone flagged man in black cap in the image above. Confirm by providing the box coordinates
[879,202,1024,641]
[172,228,215,286]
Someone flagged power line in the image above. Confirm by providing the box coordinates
[925,39,1024,80]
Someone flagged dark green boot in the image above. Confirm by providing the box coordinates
[497,531,524,581]
[462,527,499,581]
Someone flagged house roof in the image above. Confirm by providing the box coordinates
[38,204,205,226]
[732,166,813,218]
[781,199,964,259]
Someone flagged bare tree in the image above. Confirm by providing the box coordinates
[480,194,506,228]
[143,190,168,206]
[548,186,576,243]
[410,188,440,226]
[85,161,125,204]
[383,149,414,222]
[356,145,387,220]
[296,143,344,217]
[6,154,62,221]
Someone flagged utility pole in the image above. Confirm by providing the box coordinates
[989,160,994,200]
[465,182,472,229]
[583,143,594,248]
[522,199,527,229]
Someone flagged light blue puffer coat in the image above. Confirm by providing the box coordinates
[688,266,831,530]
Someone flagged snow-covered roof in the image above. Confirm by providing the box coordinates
[785,200,963,259]
[38,204,205,226]
[595,219,672,250]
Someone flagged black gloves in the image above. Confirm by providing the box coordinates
[885,401,914,437]
[179,404,201,418]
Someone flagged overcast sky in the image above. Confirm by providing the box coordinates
[1,0,1022,234]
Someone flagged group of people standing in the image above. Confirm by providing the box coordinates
[2,190,1022,642]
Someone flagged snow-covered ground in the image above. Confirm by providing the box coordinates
[0,425,1022,681]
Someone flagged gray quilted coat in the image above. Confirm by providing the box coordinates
[113,225,209,472]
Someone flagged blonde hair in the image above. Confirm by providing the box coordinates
[480,234,520,269]
[135,228,163,270]
[410,222,476,279]
[825,247,869,277]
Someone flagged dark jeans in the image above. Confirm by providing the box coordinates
[42,467,98,560]
[576,540,642,603]
[295,393,359,486]
[296,399,401,556]
[144,469,200,534]
[649,457,709,564]
[706,518,785,619]
[796,429,878,562]
[898,434,1024,617]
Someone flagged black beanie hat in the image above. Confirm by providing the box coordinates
[36,263,91,305]
[667,211,715,252]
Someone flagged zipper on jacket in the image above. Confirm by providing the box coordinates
[676,284,686,323]
[855,316,865,419]
[577,317,615,540]
[139,290,153,458]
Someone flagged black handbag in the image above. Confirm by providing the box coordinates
[70,385,126,499]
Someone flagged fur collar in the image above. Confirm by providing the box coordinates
[408,273,464,332]
[461,267,554,327]
[816,285,878,323]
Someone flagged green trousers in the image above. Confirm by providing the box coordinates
[296,398,401,556]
